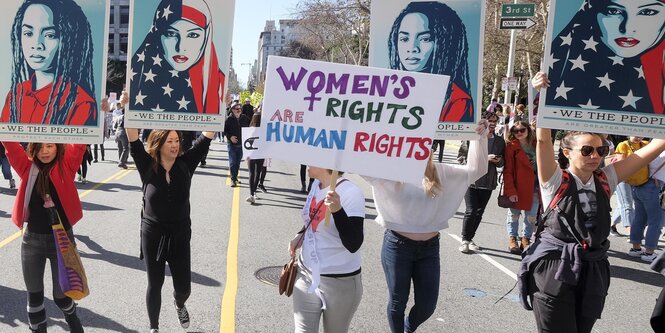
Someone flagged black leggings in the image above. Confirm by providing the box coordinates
[93,144,104,160]
[141,223,191,330]
[461,187,493,241]
[248,159,264,195]
[78,161,87,178]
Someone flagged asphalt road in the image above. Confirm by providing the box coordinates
[0,139,663,332]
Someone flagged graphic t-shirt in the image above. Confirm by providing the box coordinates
[301,178,365,275]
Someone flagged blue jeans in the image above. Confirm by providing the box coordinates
[611,182,634,228]
[507,192,539,238]
[381,230,440,333]
[631,179,664,250]
[227,144,243,182]
[0,156,12,180]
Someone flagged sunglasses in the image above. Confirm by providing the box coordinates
[511,127,527,134]
[568,145,610,157]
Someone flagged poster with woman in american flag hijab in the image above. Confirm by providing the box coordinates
[539,0,665,138]
[125,0,235,131]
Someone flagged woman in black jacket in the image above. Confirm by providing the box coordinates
[127,127,215,333]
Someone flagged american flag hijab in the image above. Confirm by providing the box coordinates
[129,0,224,114]
[545,0,665,114]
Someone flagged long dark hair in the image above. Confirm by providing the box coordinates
[27,142,65,197]
[9,0,95,125]
[388,1,471,95]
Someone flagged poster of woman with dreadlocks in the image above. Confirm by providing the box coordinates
[0,0,109,143]
[125,0,234,131]
[369,0,486,140]
[539,0,665,138]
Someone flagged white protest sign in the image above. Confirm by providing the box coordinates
[650,150,665,183]
[259,56,450,185]
[242,127,263,160]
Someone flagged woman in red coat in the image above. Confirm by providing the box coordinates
[3,141,86,332]
[503,120,539,254]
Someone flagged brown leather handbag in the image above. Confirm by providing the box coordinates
[278,256,299,296]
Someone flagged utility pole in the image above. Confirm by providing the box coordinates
[504,0,518,107]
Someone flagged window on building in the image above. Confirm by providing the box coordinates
[120,33,128,54]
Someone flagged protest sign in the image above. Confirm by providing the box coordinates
[369,0,486,140]
[125,0,235,131]
[538,0,665,138]
[242,127,263,160]
[0,0,109,144]
[259,56,450,185]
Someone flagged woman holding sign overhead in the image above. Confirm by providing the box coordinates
[124,121,215,332]
[363,120,488,333]
[2,140,86,333]
[518,72,665,333]
[288,167,365,333]
[388,1,474,122]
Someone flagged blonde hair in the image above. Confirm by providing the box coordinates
[423,156,441,198]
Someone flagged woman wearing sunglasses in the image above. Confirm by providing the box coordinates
[519,72,665,332]
[503,120,539,254]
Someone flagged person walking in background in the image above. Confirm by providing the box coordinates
[457,112,505,253]
[621,137,664,262]
[246,112,264,204]
[610,137,638,236]
[503,120,540,254]
[242,98,255,119]
[364,120,488,333]
[289,167,365,333]
[2,141,87,333]
[224,103,250,187]
[113,103,129,169]
[0,143,16,189]
[127,127,215,333]
[77,145,93,184]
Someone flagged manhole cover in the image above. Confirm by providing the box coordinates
[255,266,283,286]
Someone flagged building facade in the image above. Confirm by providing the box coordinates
[256,19,303,84]
[108,0,130,62]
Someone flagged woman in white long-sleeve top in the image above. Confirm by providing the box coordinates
[364,120,489,333]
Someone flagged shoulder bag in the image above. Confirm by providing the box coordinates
[46,195,89,300]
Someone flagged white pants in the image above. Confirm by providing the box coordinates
[292,267,363,333]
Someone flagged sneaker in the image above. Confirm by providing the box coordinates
[642,252,658,262]
[246,195,255,204]
[150,329,159,333]
[468,241,480,251]
[81,178,87,184]
[458,240,470,253]
[628,248,644,258]
[259,184,267,193]
[9,179,16,189]
[609,225,622,236]
[77,174,82,181]
[65,312,84,333]
[174,300,190,329]
[231,180,238,187]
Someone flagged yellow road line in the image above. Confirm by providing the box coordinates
[0,168,131,249]
[220,185,240,332]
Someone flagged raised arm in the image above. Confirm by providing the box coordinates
[202,131,216,139]
[465,120,489,183]
[126,128,140,142]
[613,139,665,183]
[530,72,558,183]
[536,128,558,184]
